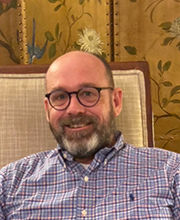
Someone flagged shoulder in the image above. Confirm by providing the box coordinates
[130,144,179,158]
[0,149,59,183]
[123,144,180,174]
[129,145,180,163]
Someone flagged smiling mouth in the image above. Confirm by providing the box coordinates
[63,123,93,140]
[65,122,93,130]
[61,115,97,133]
[67,124,89,129]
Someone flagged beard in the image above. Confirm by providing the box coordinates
[49,108,116,159]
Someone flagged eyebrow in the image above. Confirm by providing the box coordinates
[78,83,98,88]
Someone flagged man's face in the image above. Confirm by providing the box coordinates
[44,52,122,161]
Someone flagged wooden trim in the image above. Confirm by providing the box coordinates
[0,65,49,73]
[109,0,114,61]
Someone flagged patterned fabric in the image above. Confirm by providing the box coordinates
[0,133,179,219]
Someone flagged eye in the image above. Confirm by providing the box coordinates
[57,93,66,100]
[80,89,97,98]
[79,88,98,103]
[51,91,68,103]
[82,91,94,97]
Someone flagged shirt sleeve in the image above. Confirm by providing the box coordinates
[0,171,6,219]
[172,171,180,219]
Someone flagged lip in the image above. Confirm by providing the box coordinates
[67,123,88,129]
[64,123,93,132]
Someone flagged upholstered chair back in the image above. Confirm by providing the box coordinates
[0,62,153,167]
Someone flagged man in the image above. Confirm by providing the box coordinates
[0,51,179,219]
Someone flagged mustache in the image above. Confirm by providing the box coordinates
[59,114,98,127]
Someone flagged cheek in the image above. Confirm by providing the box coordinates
[48,110,63,127]
[93,100,111,122]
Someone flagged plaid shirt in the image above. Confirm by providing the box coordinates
[0,134,180,219]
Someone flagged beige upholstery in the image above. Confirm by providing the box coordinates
[0,62,153,167]
[114,69,148,147]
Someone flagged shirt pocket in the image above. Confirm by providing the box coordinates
[100,169,174,219]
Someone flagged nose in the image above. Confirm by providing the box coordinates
[66,94,85,115]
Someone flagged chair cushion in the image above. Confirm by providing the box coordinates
[0,73,56,167]
[113,69,148,148]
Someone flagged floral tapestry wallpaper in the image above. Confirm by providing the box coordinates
[113,0,180,153]
[22,0,110,64]
[0,0,179,152]
[0,0,20,64]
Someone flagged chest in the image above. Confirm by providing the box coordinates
[4,167,174,219]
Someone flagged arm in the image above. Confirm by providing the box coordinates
[172,171,180,219]
[0,172,6,219]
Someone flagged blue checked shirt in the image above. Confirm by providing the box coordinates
[0,133,180,219]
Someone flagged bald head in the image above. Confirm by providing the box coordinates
[45,51,114,92]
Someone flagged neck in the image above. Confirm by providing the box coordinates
[75,156,94,164]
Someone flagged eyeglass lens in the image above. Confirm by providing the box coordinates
[49,87,100,110]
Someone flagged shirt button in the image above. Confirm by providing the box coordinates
[84,176,89,182]
[63,153,67,159]
[82,209,87,217]
[104,159,107,166]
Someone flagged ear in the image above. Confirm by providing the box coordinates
[112,88,122,117]
[44,98,50,122]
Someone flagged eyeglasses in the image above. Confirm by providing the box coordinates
[45,86,114,111]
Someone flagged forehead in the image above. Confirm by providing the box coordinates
[46,54,108,91]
